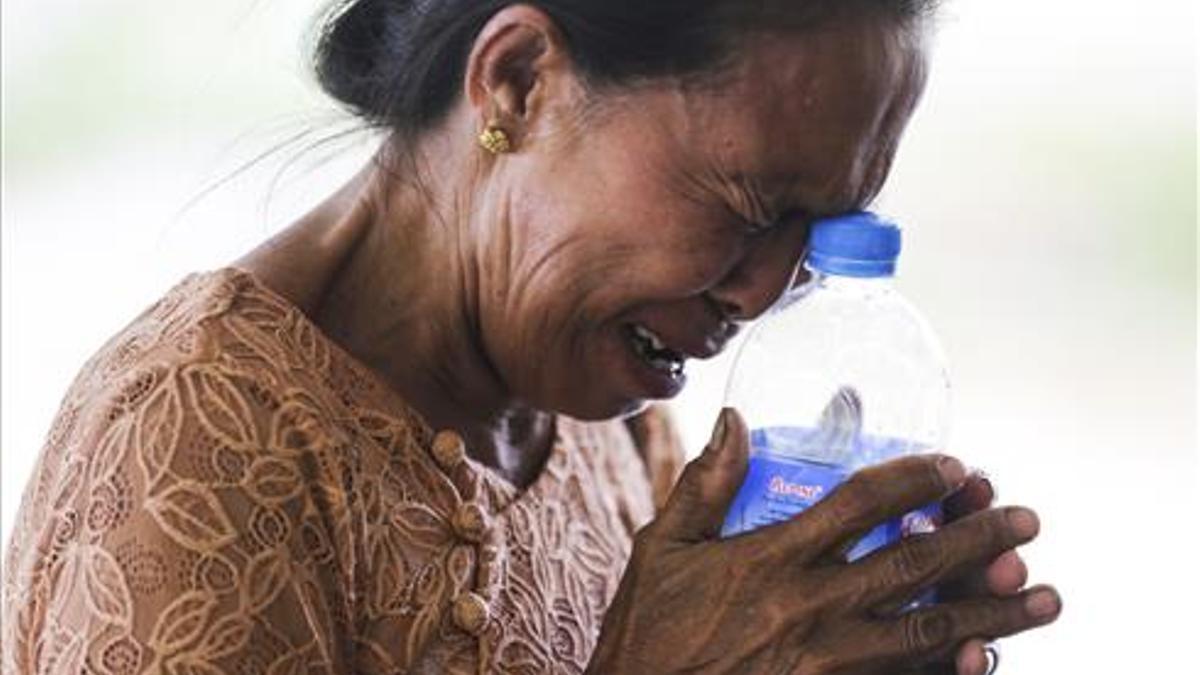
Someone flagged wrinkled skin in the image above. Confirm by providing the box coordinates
[268,8,929,473]
[238,5,1061,672]
[588,410,1059,674]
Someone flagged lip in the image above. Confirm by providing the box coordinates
[638,318,739,361]
[702,320,741,358]
[617,316,739,401]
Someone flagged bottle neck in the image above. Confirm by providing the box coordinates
[772,265,898,313]
[805,267,897,290]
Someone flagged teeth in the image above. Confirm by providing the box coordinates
[649,355,684,377]
[628,324,685,378]
[632,324,668,352]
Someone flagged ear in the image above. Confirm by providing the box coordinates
[463,5,583,148]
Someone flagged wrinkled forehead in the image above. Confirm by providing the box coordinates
[694,18,929,216]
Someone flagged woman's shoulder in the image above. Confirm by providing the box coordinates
[4,267,366,559]
[2,269,476,674]
[31,266,449,520]
[28,268,340,477]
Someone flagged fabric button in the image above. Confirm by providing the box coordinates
[452,502,489,543]
[431,431,466,470]
[452,592,490,635]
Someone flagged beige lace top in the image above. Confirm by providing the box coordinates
[3,268,685,675]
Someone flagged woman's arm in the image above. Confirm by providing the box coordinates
[3,361,355,675]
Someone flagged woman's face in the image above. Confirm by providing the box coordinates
[474,17,928,420]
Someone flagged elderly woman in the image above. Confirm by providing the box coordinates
[3,1,1060,673]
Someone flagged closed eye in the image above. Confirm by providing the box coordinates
[745,220,775,237]
[746,209,809,238]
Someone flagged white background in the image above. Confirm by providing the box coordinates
[3,0,1197,671]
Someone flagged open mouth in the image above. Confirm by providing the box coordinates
[625,323,686,379]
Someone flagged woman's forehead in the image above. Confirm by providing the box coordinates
[677,20,929,215]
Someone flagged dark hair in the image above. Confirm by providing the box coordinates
[314,0,935,137]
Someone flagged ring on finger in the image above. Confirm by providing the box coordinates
[984,641,1001,674]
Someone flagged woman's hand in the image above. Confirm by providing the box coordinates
[934,473,1026,675]
[588,408,1060,674]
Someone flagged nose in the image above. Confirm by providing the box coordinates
[707,234,808,322]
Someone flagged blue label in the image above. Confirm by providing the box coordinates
[721,427,943,582]
[720,450,850,538]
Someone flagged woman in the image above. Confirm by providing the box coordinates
[3,1,1060,673]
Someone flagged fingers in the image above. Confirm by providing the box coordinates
[983,550,1028,596]
[851,585,1061,668]
[874,642,993,675]
[764,454,967,563]
[955,639,991,675]
[825,507,1040,611]
[943,473,994,523]
[941,549,1029,608]
[652,408,750,542]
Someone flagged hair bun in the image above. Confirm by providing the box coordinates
[312,0,937,136]
[315,0,415,121]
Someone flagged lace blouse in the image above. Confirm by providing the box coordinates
[3,268,685,674]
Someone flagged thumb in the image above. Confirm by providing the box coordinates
[654,407,750,542]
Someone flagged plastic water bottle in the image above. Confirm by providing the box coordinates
[720,211,951,567]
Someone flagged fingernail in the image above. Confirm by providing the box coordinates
[709,408,729,450]
[937,455,967,488]
[997,549,1025,571]
[970,469,997,503]
[1025,589,1060,620]
[1006,508,1040,539]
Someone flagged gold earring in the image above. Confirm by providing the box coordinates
[478,124,512,154]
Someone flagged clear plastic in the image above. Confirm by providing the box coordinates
[720,265,951,562]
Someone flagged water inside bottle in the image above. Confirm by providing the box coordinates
[721,387,941,565]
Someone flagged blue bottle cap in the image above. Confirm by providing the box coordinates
[806,211,902,278]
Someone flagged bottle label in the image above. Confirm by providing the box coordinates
[720,427,943,566]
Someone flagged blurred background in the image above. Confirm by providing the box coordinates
[3,0,1195,671]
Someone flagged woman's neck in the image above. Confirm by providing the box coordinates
[237,154,555,489]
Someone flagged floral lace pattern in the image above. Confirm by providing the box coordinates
[3,268,684,674]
